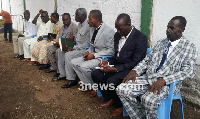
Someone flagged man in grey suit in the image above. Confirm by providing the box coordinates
[52,8,90,87]
[116,16,197,119]
[66,10,115,89]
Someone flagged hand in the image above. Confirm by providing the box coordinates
[86,53,95,60]
[148,78,166,96]
[68,36,75,40]
[83,51,89,60]
[37,36,43,42]
[99,61,108,67]
[122,70,136,83]
[101,66,117,73]
[39,9,43,14]
[54,42,60,47]
[67,47,73,52]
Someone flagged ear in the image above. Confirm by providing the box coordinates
[180,27,185,32]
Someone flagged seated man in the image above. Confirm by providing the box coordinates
[23,10,53,64]
[71,10,115,90]
[31,12,63,70]
[91,13,147,117]
[116,16,197,119]
[13,10,37,60]
[52,8,90,88]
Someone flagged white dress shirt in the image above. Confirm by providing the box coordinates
[117,27,133,57]
[167,37,181,57]
[23,19,38,37]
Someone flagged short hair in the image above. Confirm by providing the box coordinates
[76,8,87,17]
[51,12,59,20]
[24,10,30,14]
[42,11,48,16]
[90,10,102,22]
[116,13,131,25]
[62,13,71,19]
[171,16,187,28]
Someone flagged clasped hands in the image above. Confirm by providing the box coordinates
[122,70,166,96]
[98,61,117,72]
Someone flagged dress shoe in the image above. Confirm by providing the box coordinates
[30,61,37,64]
[45,69,56,73]
[14,55,20,58]
[22,58,31,61]
[53,73,60,77]
[32,62,40,66]
[100,99,114,107]
[61,80,78,88]
[19,55,25,60]
[90,90,97,97]
[112,107,123,117]
[39,64,50,70]
[52,77,66,81]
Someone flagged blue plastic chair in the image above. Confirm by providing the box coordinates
[85,46,89,52]
[123,81,184,119]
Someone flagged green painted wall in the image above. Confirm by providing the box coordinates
[141,0,153,47]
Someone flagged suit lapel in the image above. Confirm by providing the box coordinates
[94,23,104,44]
[118,28,137,56]
[165,38,185,66]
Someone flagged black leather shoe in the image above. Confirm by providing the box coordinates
[39,64,50,70]
[14,55,20,58]
[32,62,40,66]
[45,69,56,73]
[53,73,60,77]
[19,54,25,60]
[52,77,66,81]
[61,81,78,88]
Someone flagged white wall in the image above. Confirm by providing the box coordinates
[1,0,142,33]
[57,0,142,31]
[152,0,200,64]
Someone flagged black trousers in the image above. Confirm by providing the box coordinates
[4,23,12,41]
[91,69,130,108]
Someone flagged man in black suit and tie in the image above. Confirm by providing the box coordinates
[91,13,148,117]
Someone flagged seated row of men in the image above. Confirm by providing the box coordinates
[13,8,197,118]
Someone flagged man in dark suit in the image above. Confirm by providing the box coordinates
[91,13,148,117]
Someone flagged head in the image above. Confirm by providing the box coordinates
[62,13,71,27]
[50,12,59,24]
[166,16,186,42]
[87,10,102,28]
[115,13,132,37]
[41,11,49,23]
[24,10,30,21]
[75,8,87,23]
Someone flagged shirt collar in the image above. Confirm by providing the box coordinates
[169,37,182,48]
[122,26,134,39]
[81,20,87,26]
[55,21,60,25]
[96,23,102,30]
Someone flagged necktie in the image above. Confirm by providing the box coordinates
[156,42,172,72]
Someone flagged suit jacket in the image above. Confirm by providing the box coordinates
[134,37,197,86]
[108,28,148,73]
[87,23,115,58]
[56,22,78,42]
[73,20,90,50]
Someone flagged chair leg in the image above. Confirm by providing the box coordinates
[178,99,184,119]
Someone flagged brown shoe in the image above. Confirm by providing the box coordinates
[22,58,31,61]
[100,99,114,107]
[30,61,37,64]
[90,90,97,97]
[112,107,123,117]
